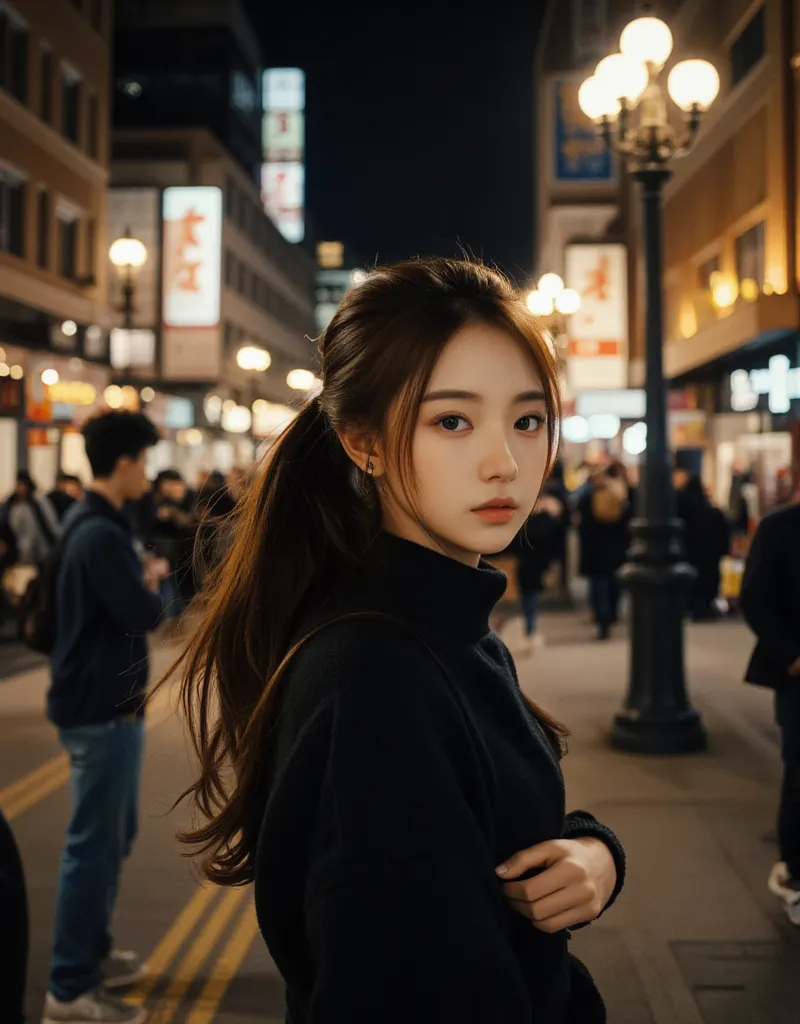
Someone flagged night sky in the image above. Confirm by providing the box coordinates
[246,2,545,285]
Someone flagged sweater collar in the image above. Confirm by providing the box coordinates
[353,531,508,644]
[84,490,133,532]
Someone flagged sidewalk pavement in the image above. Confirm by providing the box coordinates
[505,612,798,1024]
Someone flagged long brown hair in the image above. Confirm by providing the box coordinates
[162,257,568,886]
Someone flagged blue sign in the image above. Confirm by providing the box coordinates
[553,80,614,184]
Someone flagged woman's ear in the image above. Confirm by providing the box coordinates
[337,428,384,478]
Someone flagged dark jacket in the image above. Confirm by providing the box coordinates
[510,511,560,592]
[47,492,163,728]
[676,479,731,599]
[740,504,800,690]
[577,485,632,577]
[47,490,77,523]
[255,532,625,1024]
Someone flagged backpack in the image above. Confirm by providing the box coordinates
[17,511,100,654]
[591,488,625,524]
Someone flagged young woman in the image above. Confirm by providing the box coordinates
[168,258,626,1023]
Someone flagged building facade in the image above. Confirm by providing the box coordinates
[0,0,112,496]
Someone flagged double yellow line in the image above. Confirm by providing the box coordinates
[125,884,260,1023]
[0,686,174,823]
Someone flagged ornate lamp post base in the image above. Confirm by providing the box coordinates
[612,519,707,754]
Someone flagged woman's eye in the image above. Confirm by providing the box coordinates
[437,415,469,432]
[517,414,546,433]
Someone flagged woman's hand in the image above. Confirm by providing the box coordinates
[496,838,616,933]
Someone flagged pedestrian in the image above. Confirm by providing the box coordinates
[162,258,626,1023]
[47,475,85,523]
[0,472,60,567]
[43,410,165,1024]
[739,501,800,926]
[0,806,28,1024]
[576,465,631,640]
[149,470,196,619]
[674,451,731,620]
[508,494,564,652]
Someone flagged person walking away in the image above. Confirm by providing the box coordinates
[43,411,165,1024]
[47,475,85,524]
[150,470,196,619]
[510,495,563,653]
[159,258,626,1023]
[576,466,631,640]
[0,806,29,1024]
[674,454,731,620]
[0,472,60,567]
[740,502,800,925]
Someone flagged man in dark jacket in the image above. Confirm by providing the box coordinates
[44,411,164,1024]
[740,503,800,926]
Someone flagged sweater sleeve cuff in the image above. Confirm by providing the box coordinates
[562,810,626,917]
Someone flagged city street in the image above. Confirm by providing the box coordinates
[1,613,798,1023]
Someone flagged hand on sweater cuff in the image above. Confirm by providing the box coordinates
[562,811,626,917]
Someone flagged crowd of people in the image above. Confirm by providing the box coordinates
[0,462,247,637]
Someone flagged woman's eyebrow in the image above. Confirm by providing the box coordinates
[421,389,546,403]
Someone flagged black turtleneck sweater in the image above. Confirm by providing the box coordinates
[254,533,625,1024]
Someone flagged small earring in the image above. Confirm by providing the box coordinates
[366,460,375,476]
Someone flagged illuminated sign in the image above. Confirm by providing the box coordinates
[262,68,305,243]
[46,381,98,406]
[565,243,628,391]
[553,78,614,185]
[161,187,223,328]
[730,355,800,414]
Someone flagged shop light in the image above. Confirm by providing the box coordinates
[561,416,591,443]
[0,347,5,362]
[526,290,555,317]
[287,368,317,391]
[61,320,78,337]
[740,278,759,303]
[177,428,204,447]
[236,345,271,372]
[587,414,621,439]
[623,422,647,456]
[555,288,581,316]
[140,386,156,403]
[221,404,252,434]
[41,368,60,386]
[104,385,123,409]
[9,365,23,380]
[0,363,9,377]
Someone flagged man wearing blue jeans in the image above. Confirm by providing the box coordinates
[43,411,164,1024]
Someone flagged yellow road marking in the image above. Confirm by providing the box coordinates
[147,887,247,1024]
[0,686,175,822]
[0,754,67,810]
[125,884,219,1008]
[184,900,260,1024]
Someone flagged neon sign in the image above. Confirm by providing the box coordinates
[730,355,800,414]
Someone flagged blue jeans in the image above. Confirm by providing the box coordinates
[50,718,144,1001]
[520,590,539,637]
[589,573,619,630]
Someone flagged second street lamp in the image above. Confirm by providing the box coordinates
[109,228,148,331]
[579,16,720,754]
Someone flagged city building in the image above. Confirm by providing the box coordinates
[535,0,800,516]
[0,0,113,496]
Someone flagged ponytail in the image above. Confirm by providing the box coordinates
[162,397,380,885]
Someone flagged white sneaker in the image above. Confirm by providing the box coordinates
[102,949,148,990]
[42,989,147,1024]
[768,861,800,926]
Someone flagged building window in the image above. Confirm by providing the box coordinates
[225,250,235,286]
[61,68,81,144]
[731,6,765,87]
[40,47,52,122]
[0,10,30,105]
[86,218,95,279]
[698,255,720,293]
[238,262,246,295]
[58,216,78,278]
[249,272,258,303]
[90,0,103,32]
[225,177,235,217]
[36,188,49,267]
[0,173,25,257]
[87,94,98,158]
[224,321,235,350]
[735,221,765,289]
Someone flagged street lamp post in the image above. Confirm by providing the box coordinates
[526,274,582,361]
[579,17,720,754]
[109,228,148,331]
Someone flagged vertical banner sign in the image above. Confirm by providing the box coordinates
[262,68,305,243]
[161,186,223,381]
[565,243,628,391]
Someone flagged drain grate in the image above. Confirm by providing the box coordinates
[671,941,800,1024]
